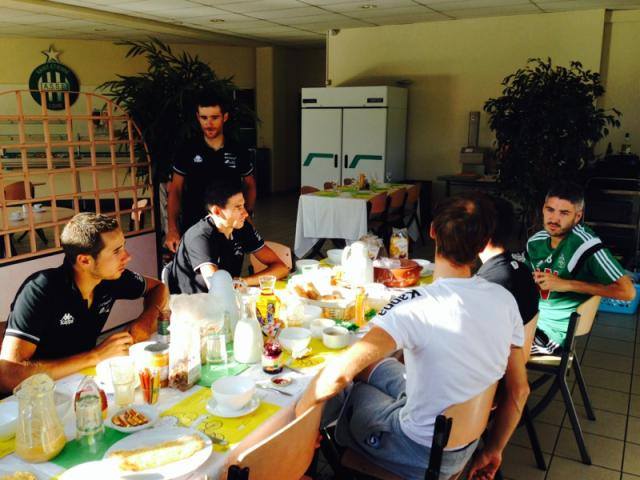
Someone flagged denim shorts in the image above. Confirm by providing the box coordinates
[325,358,478,480]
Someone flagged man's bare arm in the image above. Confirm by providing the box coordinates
[0,333,133,392]
[242,245,289,286]
[295,327,396,416]
[165,174,185,252]
[243,175,257,214]
[534,272,635,301]
[129,276,169,343]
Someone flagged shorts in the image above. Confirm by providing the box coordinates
[325,358,478,480]
[531,328,563,356]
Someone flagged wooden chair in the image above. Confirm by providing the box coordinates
[249,241,293,274]
[331,382,499,480]
[225,403,324,480]
[300,185,319,195]
[382,188,407,242]
[527,296,601,465]
[367,192,388,238]
[403,183,426,245]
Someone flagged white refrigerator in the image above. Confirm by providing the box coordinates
[300,86,408,189]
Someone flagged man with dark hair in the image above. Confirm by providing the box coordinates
[167,182,288,294]
[469,195,537,478]
[0,213,168,392]
[527,181,635,355]
[297,194,527,479]
[165,92,257,252]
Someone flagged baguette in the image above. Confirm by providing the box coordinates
[109,434,206,471]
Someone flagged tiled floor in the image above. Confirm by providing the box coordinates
[254,192,640,480]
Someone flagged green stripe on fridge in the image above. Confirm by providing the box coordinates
[303,153,334,166]
[349,154,383,168]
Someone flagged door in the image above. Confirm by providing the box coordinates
[301,108,342,189]
[341,108,387,183]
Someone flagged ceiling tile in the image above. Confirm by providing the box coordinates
[432,0,530,10]
[444,3,540,17]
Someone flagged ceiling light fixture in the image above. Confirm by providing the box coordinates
[360,4,377,9]
[209,18,225,23]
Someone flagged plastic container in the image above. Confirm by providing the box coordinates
[598,284,640,314]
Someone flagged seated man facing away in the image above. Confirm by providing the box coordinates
[470,195,535,478]
[526,182,635,355]
[0,213,168,393]
[296,194,525,479]
[167,182,288,294]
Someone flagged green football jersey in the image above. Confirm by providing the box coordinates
[526,224,624,346]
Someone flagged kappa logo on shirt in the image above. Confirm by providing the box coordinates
[377,289,422,316]
[97,300,112,315]
[60,313,75,326]
[193,155,203,163]
[223,152,237,167]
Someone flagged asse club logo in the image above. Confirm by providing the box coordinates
[28,45,80,110]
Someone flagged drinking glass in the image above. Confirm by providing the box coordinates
[385,171,393,183]
[110,357,136,407]
[206,333,228,365]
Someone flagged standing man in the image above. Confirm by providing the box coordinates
[527,182,635,355]
[165,92,257,252]
[297,195,526,479]
[0,213,168,392]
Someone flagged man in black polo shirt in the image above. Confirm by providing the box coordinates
[167,182,288,294]
[0,213,168,392]
[469,195,537,479]
[165,92,257,252]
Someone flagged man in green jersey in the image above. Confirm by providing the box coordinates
[526,182,636,354]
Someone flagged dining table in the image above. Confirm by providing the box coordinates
[0,206,77,231]
[294,183,416,259]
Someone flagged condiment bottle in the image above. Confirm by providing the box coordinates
[256,275,283,338]
[262,340,283,374]
[74,376,105,451]
[355,287,367,327]
[157,308,171,344]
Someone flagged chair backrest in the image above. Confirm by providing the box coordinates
[368,192,388,217]
[323,181,335,190]
[250,241,293,274]
[225,403,323,479]
[575,296,601,337]
[300,185,319,195]
[443,381,499,449]
[387,188,407,212]
[343,178,354,186]
[130,198,149,223]
[4,181,33,201]
[405,183,420,210]
[523,313,539,363]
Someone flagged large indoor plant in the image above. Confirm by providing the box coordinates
[99,38,255,184]
[484,57,620,229]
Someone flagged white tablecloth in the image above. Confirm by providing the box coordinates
[294,194,369,258]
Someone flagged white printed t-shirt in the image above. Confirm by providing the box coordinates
[371,276,524,446]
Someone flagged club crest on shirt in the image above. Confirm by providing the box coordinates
[60,313,74,326]
[557,254,566,270]
[97,300,112,315]
[223,152,237,167]
[193,155,203,163]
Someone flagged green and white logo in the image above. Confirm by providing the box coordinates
[28,45,80,110]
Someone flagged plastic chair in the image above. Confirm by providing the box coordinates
[331,382,499,480]
[4,181,47,244]
[129,198,149,230]
[224,403,324,480]
[382,188,407,242]
[300,186,319,195]
[367,192,388,238]
[403,183,426,245]
[323,181,336,190]
[527,296,601,465]
[249,241,293,274]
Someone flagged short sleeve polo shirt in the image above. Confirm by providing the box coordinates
[6,263,147,359]
[168,216,264,294]
[477,252,539,326]
[172,137,254,231]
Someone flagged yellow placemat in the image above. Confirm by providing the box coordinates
[283,338,347,370]
[160,388,281,451]
[0,437,14,459]
[79,366,96,376]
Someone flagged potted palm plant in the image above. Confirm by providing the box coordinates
[484,57,620,231]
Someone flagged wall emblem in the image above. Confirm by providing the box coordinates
[28,45,80,110]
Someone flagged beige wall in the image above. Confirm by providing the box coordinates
[599,10,640,155]
[257,46,326,193]
[327,10,607,189]
[0,36,256,90]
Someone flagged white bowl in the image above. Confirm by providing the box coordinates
[278,327,312,353]
[296,259,320,274]
[322,326,351,349]
[327,249,343,265]
[310,318,336,339]
[0,400,19,441]
[303,305,323,324]
[413,259,434,277]
[212,377,256,411]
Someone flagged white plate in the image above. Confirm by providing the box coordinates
[104,426,212,479]
[206,395,260,418]
[59,460,121,479]
[105,404,159,433]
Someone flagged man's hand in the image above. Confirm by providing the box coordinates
[468,448,502,479]
[93,332,133,363]
[164,229,181,253]
[533,271,571,292]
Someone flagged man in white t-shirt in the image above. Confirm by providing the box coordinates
[296,194,527,479]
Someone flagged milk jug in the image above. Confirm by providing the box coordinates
[342,241,373,286]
